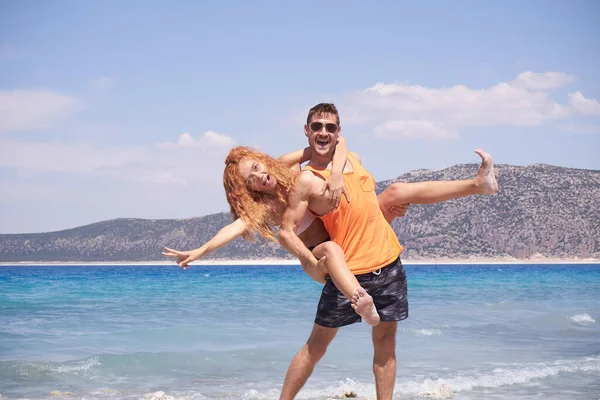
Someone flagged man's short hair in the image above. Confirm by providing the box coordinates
[306,103,340,125]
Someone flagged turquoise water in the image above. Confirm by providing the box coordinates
[1,263,599,399]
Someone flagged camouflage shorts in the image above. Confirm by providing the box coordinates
[314,256,408,328]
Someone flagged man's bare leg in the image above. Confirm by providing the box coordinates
[372,321,398,400]
[313,242,380,326]
[378,148,498,222]
[280,324,338,400]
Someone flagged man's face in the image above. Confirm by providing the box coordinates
[304,112,341,158]
[238,157,277,194]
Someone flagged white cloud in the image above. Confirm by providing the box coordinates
[373,120,458,140]
[340,71,600,140]
[91,76,117,90]
[0,132,236,232]
[0,89,84,131]
[0,140,150,177]
[0,130,237,183]
[158,131,237,149]
[568,91,600,115]
[509,71,575,90]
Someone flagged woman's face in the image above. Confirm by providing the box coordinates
[239,157,278,194]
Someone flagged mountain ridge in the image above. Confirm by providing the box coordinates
[1,163,598,262]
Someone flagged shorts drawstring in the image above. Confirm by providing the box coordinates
[372,269,382,276]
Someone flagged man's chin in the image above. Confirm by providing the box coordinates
[312,146,334,157]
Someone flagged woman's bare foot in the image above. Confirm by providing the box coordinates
[351,287,380,326]
[474,148,498,195]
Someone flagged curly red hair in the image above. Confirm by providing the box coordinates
[223,147,298,241]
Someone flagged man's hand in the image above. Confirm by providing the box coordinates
[320,174,349,209]
[300,257,327,284]
[388,203,410,218]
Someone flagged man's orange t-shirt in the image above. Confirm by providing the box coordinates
[304,154,403,275]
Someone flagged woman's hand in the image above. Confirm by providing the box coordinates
[162,247,202,270]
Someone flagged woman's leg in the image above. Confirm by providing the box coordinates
[378,148,497,222]
[298,217,330,284]
[311,241,355,299]
[297,219,380,326]
[297,217,369,299]
[311,241,380,326]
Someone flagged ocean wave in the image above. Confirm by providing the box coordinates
[398,355,600,396]
[241,388,282,399]
[413,328,442,336]
[143,390,209,400]
[292,378,373,400]
[485,299,509,307]
[8,356,100,378]
[288,356,600,399]
[54,356,100,373]
[4,356,599,399]
[569,313,595,324]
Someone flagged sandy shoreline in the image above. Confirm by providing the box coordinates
[1,258,599,266]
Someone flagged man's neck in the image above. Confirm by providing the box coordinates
[308,153,333,169]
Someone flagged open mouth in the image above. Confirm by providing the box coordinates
[316,138,330,147]
[263,175,271,185]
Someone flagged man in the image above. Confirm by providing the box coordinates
[278,103,407,400]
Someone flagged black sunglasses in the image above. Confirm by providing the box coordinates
[309,122,338,133]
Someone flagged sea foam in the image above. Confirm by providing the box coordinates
[569,313,595,324]
[413,328,442,336]
[400,356,600,395]
[241,357,600,400]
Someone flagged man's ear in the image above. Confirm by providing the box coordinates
[304,124,309,137]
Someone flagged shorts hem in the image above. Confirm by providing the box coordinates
[380,314,409,323]
[315,317,361,329]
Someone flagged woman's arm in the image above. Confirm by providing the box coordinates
[331,136,347,175]
[321,136,349,207]
[163,218,248,269]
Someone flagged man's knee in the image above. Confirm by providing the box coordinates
[372,322,397,350]
[306,326,337,359]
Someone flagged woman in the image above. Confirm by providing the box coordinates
[164,139,498,325]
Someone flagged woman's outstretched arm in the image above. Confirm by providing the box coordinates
[163,218,248,269]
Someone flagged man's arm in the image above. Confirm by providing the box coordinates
[277,147,311,170]
[278,172,321,275]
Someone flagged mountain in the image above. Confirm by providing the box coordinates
[1,163,599,262]
[378,163,599,260]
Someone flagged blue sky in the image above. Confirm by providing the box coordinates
[1,0,599,233]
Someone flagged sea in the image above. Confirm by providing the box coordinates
[0,263,599,400]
